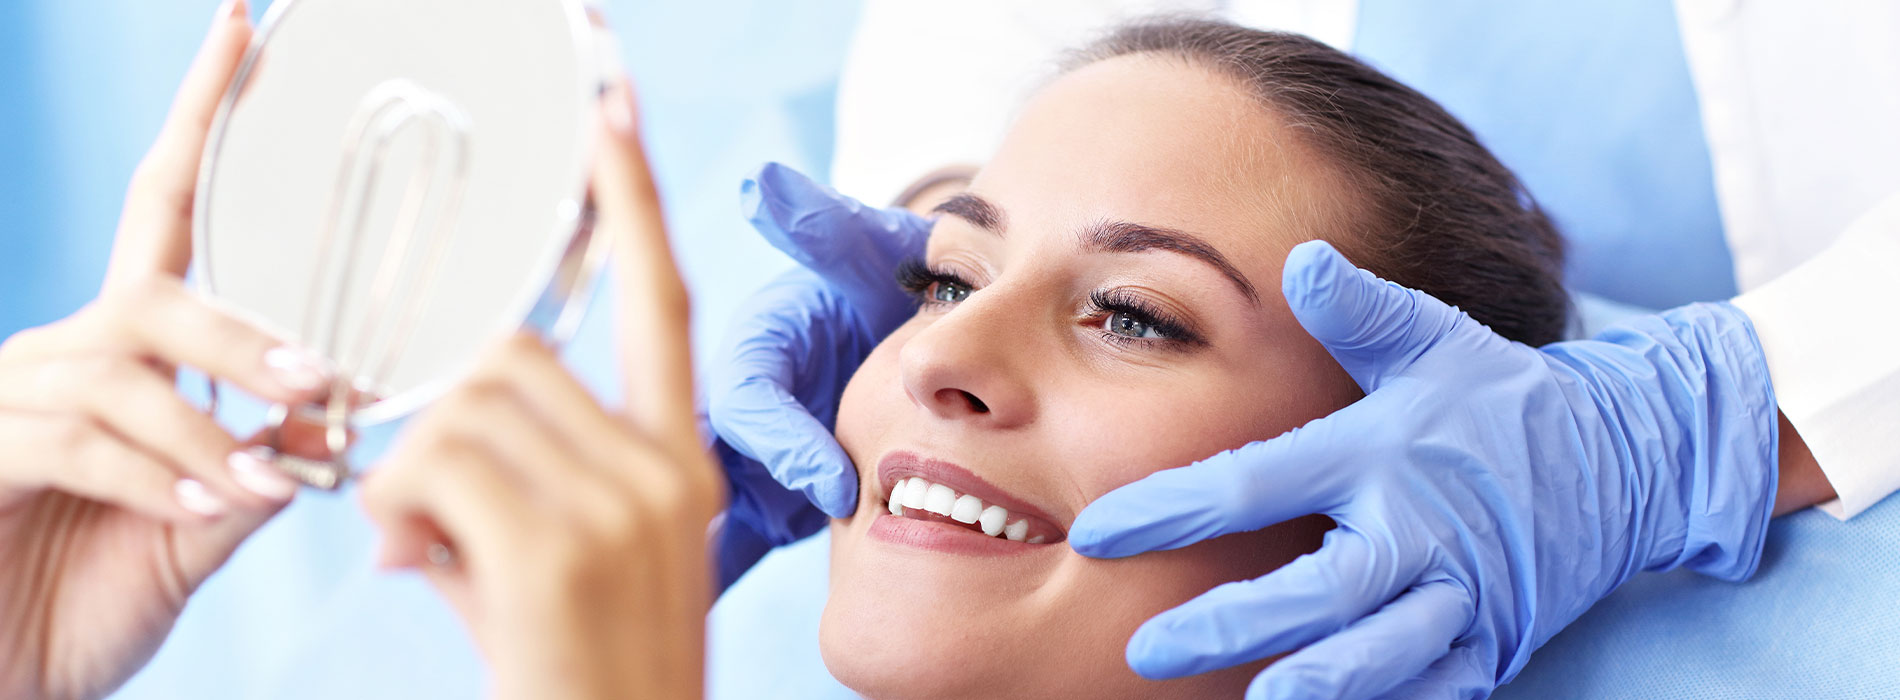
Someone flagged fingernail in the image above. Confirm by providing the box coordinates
[174,478,229,517]
[211,0,242,25]
[264,346,329,393]
[229,447,299,501]
[602,78,635,135]
[230,0,248,19]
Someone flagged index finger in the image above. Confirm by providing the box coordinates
[1067,405,1368,558]
[105,0,254,288]
[590,77,697,446]
[739,162,934,328]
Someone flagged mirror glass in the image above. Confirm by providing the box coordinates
[196,0,602,423]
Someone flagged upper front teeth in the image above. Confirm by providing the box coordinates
[924,483,956,515]
[951,494,983,523]
[888,476,1035,542]
[895,479,924,510]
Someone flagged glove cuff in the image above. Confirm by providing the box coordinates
[1675,301,1780,581]
[1615,302,1781,581]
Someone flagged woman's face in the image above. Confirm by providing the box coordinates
[823,54,1362,699]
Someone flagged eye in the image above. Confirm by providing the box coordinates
[896,257,977,308]
[1085,289,1206,348]
[932,280,972,304]
[1105,310,1161,339]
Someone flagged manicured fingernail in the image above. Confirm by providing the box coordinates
[264,346,329,393]
[174,479,229,517]
[230,0,248,19]
[211,0,241,25]
[229,447,299,501]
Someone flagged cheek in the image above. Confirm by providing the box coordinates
[833,324,915,472]
[1047,364,1335,500]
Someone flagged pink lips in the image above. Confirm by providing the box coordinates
[869,451,1065,555]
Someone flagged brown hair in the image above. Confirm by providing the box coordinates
[1070,17,1569,345]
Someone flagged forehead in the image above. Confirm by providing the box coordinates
[965,54,1342,275]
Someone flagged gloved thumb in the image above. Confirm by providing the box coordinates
[1280,240,1468,393]
[741,162,932,332]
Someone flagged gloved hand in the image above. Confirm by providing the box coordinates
[1070,240,1780,700]
[706,163,929,584]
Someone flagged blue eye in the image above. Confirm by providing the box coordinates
[933,281,972,304]
[896,258,977,307]
[1086,289,1206,347]
[1105,310,1161,339]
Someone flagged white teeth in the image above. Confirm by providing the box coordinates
[950,494,983,523]
[978,505,1007,536]
[887,476,1040,542]
[900,478,929,510]
[924,483,957,516]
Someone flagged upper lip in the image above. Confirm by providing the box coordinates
[876,450,1066,537]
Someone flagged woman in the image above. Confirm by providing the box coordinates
[1,9,1565,700]
[797,20,1567,698]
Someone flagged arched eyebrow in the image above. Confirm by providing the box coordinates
[931,192,1260,304]
[932,192,1003,231]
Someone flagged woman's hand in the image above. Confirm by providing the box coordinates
[0,3,337,698]
[362,78,723,700]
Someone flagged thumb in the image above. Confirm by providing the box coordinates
[740,162,930,331]
[1280,240,1468,393]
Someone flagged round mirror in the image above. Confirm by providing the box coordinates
[195,0,608,425]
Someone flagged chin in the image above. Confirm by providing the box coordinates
[817,518,1277,700]
[818,519,1032,700]
[819,597,1002,700]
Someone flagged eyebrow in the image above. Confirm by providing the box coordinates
[933,192,1003,231]
[931,192,1260,304]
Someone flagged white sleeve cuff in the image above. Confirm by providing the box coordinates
[1731,191,1900,519]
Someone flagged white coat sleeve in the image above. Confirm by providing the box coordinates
[1676,0,1900,518]
[1731,195,1900,519]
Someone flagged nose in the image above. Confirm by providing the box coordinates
[897,292,1036,428]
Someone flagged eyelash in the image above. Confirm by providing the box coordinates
[1085,288,1205,348]
[893,257,1206,348]
[895,258,963,306]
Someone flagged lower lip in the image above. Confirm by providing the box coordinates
[867,512,1039,556]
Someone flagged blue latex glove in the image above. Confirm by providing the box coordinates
[1070,241,1781,700]
[707,163,930,584]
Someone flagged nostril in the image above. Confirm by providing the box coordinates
[960,391,989,413]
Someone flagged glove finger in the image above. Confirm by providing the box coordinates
[1069,412,1363,558]
[1246,579,1476,700]
[1368,643,1491,700]
[709,374,859,518]
[1124,528,1421,679]
[1279,240,1470,393]
[740,162,930,329]
[708,271,871,518]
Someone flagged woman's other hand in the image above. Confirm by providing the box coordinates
[362,78,723,700]
[0,3,336,698]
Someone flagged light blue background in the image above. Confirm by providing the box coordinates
[3,0,1894,698]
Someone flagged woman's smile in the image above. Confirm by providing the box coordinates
[863,450,1067,555]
